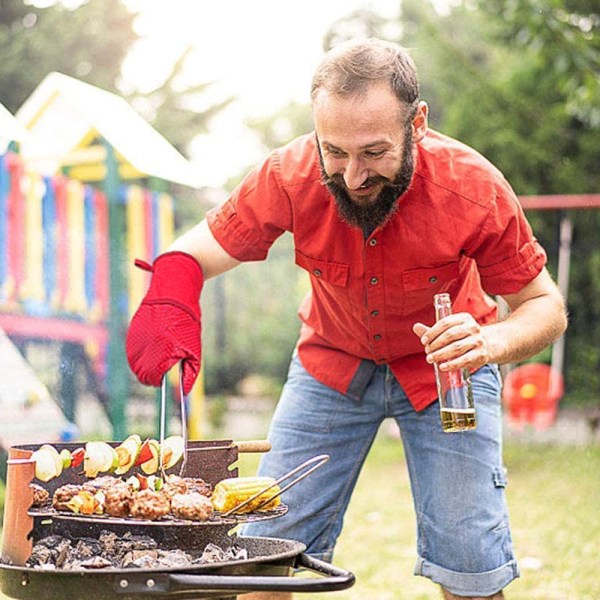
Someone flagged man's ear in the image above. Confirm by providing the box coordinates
[412,101,428,143]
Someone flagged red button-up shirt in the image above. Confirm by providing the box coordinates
[207,130,547,410]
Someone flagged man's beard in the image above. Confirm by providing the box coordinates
[318,127,416,234]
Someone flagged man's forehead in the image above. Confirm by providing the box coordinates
[313,85,407,125]
[313,90,407,149]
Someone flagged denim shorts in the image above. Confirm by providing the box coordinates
[242,354,519,597]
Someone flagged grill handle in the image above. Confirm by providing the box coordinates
[112,553,355,594]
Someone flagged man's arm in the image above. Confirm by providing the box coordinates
[413,268,568,372]
[168,218,241,279]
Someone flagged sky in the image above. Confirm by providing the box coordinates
[121,0,402,188]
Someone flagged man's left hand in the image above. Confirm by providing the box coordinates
[413,312,491,372]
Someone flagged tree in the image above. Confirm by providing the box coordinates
[126,45,234,158]
[0,0,138,112]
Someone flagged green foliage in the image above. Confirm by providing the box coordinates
[0,0,138,112]
[201,234,308,393]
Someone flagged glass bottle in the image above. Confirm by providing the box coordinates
[433,293,477,432]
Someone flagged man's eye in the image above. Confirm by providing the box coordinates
[363,150,385,158]
[327,149,346,158]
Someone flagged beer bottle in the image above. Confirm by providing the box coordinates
[433,293,477,432]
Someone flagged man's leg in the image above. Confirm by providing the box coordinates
[240,356,387,598]
[392,364,519,598]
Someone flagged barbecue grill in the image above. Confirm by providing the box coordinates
[0,439,355,599]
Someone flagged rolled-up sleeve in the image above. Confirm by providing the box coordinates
[469,179,547,295]
[206,151,292,262]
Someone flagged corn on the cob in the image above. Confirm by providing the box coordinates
[211,476,281,513]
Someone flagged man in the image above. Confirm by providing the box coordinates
[126,39,567,599]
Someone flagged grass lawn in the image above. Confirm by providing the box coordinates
[1,429,599,600]
[309,432,600,600]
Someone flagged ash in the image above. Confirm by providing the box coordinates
[26,531,247,570]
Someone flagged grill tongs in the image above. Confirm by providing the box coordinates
[222,453,330,517]
[159,366,188,479]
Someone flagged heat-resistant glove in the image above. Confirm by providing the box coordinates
[126,251,203,394]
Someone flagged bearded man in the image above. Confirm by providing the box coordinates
[126,38,567,600]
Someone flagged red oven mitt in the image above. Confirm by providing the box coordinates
[126,251,203,394]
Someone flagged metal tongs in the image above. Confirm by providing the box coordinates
[223,453,330,517]
[159,364,188,479]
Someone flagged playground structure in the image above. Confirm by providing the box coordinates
[0,73,202,447]
[503,194,600,430]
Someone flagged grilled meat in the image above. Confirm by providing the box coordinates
[29,482,50,507]
[103,483,133,518]
[52,484,82,511]
[82,475,122,493]
[129,489,170,520]
[161,474,188,499]
[183,477,213,497]
[171,492,214,521]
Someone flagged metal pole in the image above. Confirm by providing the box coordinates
[104,140,128,439]
[550,211,572,398]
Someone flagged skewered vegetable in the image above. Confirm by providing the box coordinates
[114,434,142,475]
[29,434,185,481]
[211,477,281,513]
[83,441,118,478]
[31,444,63,482]
[161,435,185,469]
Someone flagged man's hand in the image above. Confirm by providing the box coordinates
[412,312,491,372]
[126,251,203,394]
[413,268,567,372]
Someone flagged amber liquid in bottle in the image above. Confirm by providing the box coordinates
[433,293,477,432]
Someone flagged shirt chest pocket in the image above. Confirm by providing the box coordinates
[294,250,349,287]
[401,261,460,315]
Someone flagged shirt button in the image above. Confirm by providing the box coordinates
[369,238,377,246]
[313,269,322,277]
[429,276,438,283]
[374,334,382,341]
[370,277,378,285]
[371,310,379,317]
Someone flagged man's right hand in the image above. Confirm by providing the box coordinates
[125,251,203,394]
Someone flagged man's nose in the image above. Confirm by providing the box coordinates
[343,157,368,190]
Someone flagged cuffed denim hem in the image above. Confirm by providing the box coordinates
[414,556,520,597]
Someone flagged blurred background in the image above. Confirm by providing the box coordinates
[0,0,598,448]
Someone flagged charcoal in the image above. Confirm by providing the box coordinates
[28,531,243,571]
[121,549,159,568]
[27,544,57,567]
[27,536,73,568]
[127,553,159,569]
[226,544,248,561]
[73,538,103,560]
[54,539,73,568]
[80,556,113,569]
[34,535,66,549]
[124,532,158,551]
[156,549,192,569]
[98,531,120,556]
[197,543,249,564]
[198,543,226,563]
